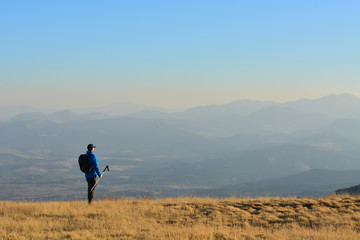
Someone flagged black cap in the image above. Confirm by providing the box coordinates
[87,144,96,151]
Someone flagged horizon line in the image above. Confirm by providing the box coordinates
[1,92,358,110]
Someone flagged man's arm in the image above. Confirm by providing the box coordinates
[92,155,102,178]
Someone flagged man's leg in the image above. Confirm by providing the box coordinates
[86,177,97,203]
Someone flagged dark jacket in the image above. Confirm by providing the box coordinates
[85,151,102,178]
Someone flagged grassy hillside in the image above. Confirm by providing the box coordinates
[1,195,360,240]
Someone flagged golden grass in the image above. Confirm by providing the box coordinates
[1,195,360,239]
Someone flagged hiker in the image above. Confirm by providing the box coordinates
[85,144,102,203]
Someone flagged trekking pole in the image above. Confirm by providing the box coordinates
[91,165,109,191]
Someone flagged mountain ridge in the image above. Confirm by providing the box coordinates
[3,93,360,200]
[4,93,360,122]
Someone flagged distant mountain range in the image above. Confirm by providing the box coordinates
[2,93,360,200]
[0,103,177,121]
[10,110,113,123]
[4,93,360,136]
[198,169,360,197]
[3,93,360,121]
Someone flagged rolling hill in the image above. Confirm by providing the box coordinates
[2,93,360,200]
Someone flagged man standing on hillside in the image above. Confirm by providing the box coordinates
[85,144,102,204]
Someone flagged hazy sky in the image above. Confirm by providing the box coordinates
[1,1,359,109]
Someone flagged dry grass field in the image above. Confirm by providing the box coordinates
[1,195,360,239]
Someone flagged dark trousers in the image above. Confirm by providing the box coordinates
[86,177,97,203]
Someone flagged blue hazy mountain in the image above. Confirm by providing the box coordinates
[0,105,42,121]
[11,110,112,123]
[2,93,360,200]
[197,169,360,197]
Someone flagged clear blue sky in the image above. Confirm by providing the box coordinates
[1,0,359,109]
